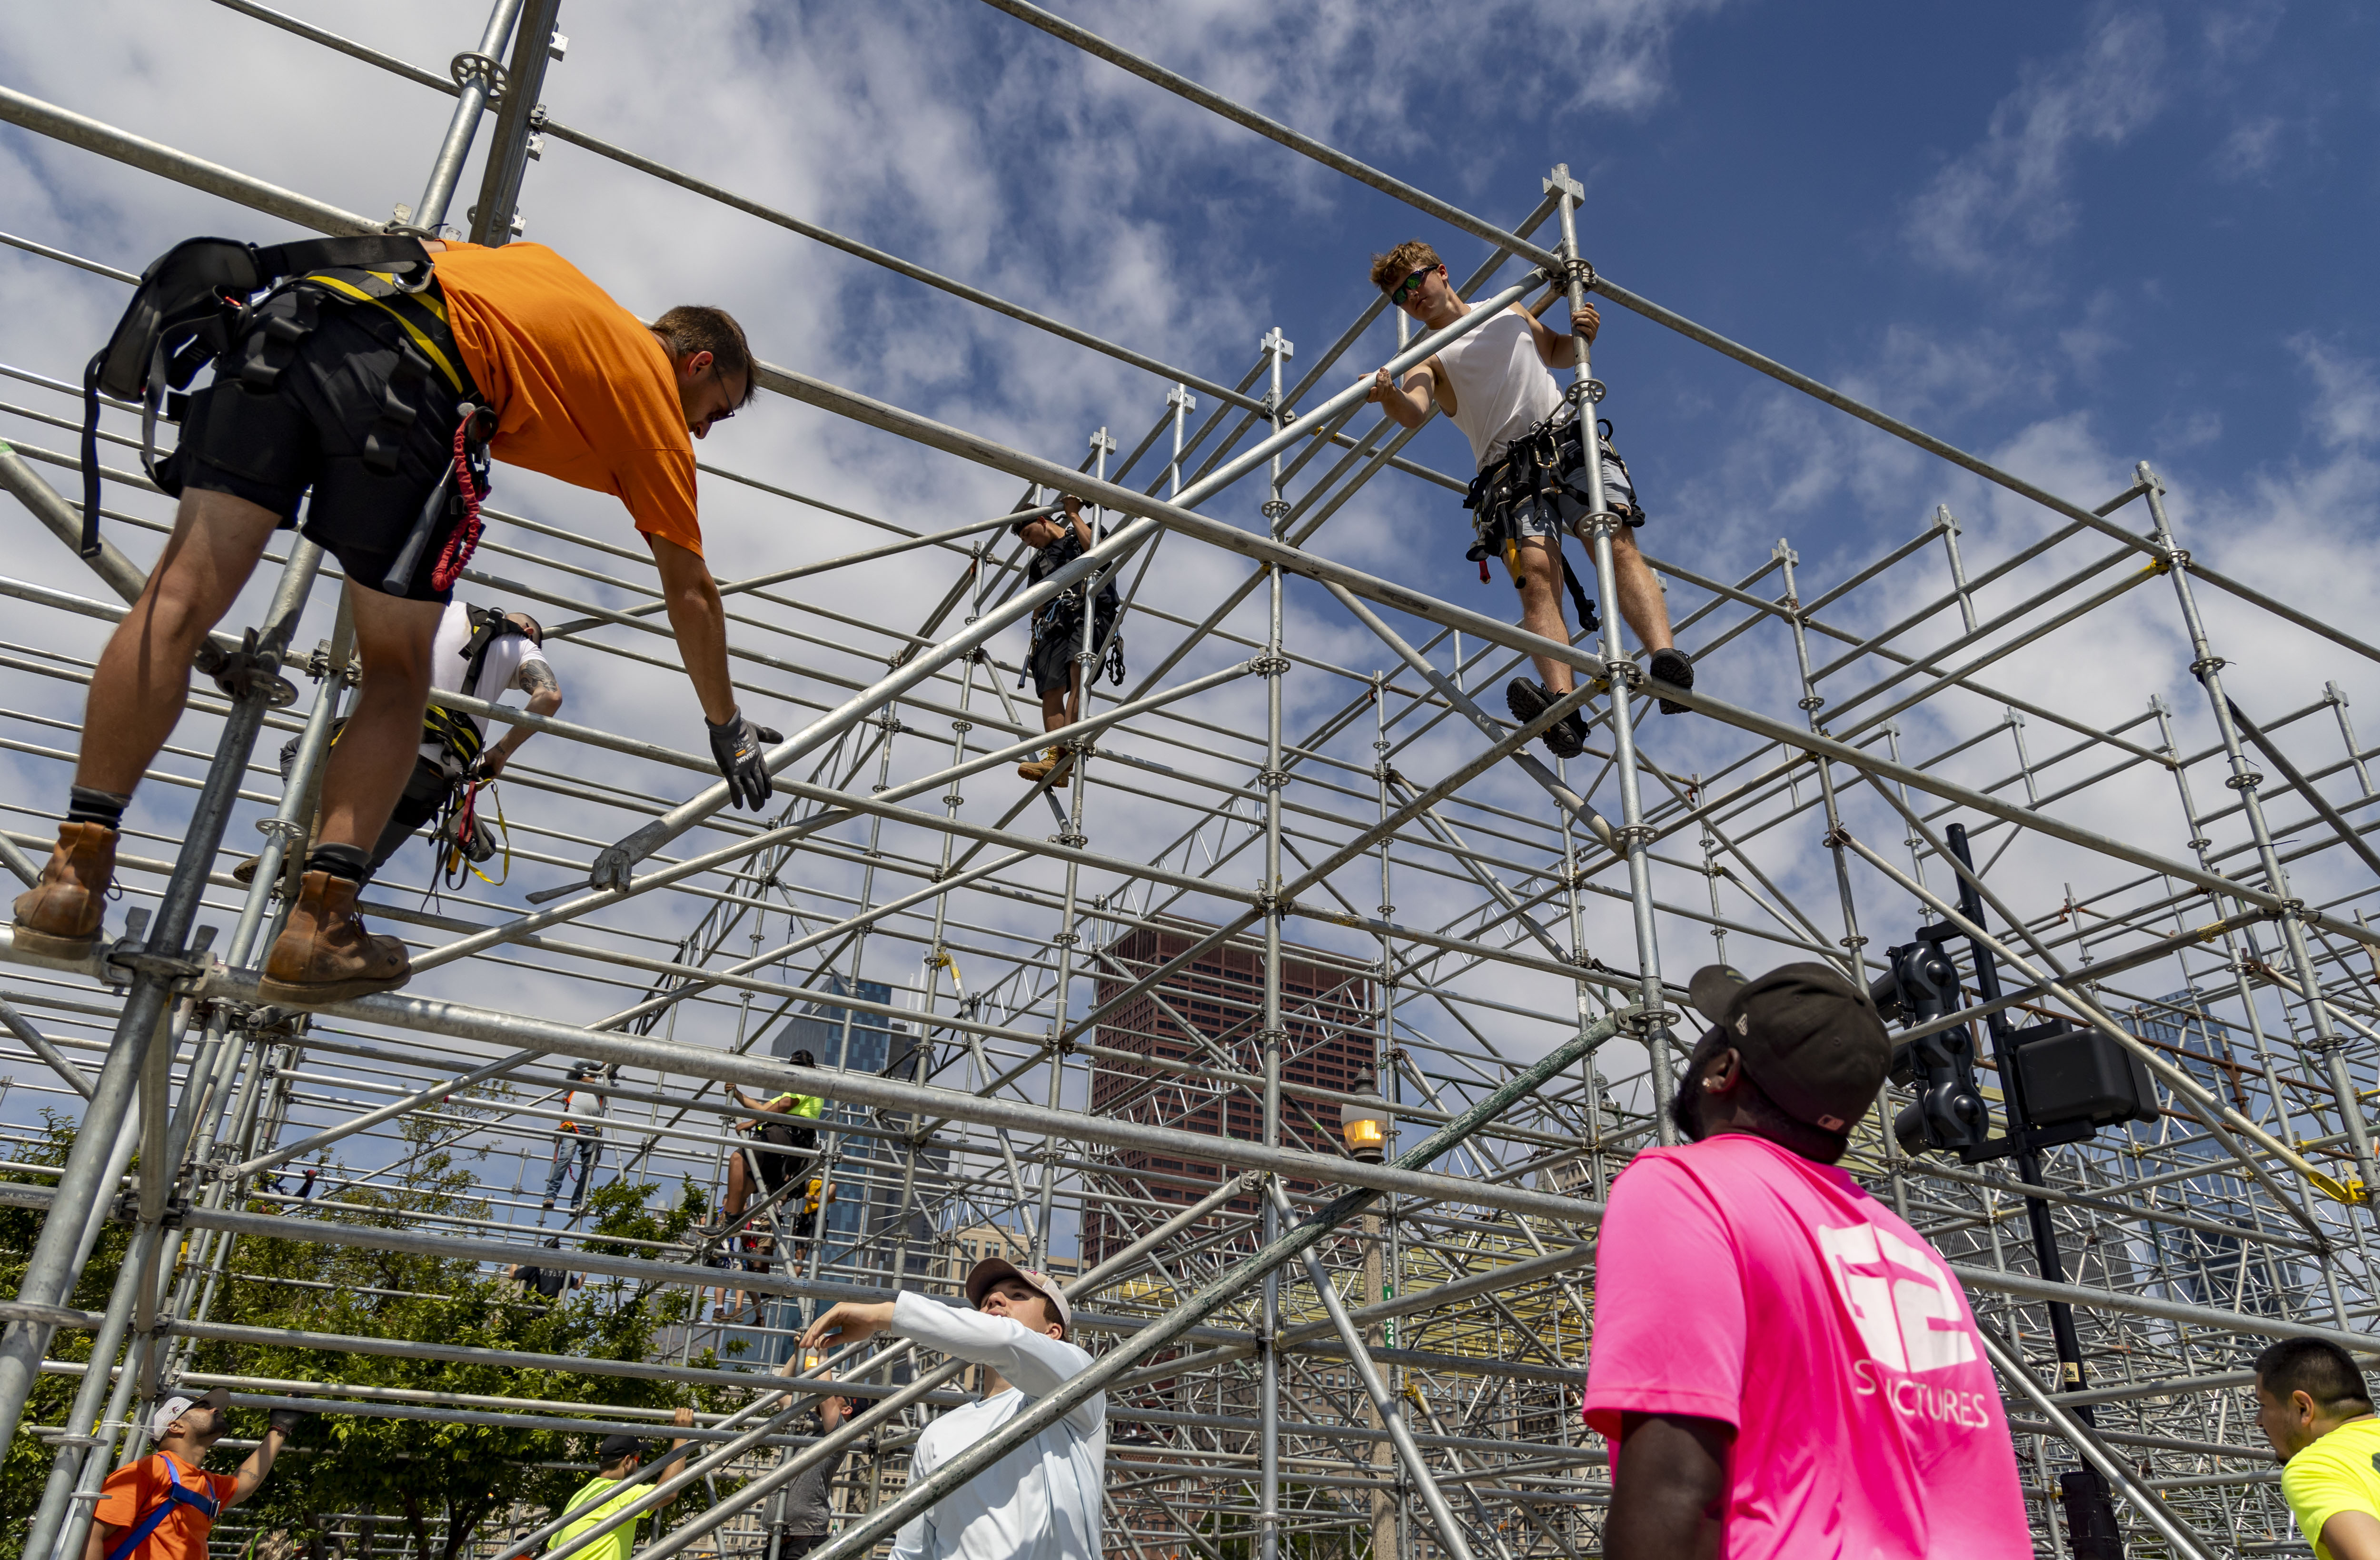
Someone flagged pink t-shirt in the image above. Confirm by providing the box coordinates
[1583,1134,2033,1559]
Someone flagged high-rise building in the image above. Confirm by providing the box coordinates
[766,978,942,1293]
[1084,920,1377,1268]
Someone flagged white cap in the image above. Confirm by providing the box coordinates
[964,1257,1071,1336]
[151,1387,228,1439]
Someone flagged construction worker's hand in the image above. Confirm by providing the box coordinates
[475,749,508,780]
[801,1299,897,1355]
[706,710,783,811]
[672,1406,694,1430]
[1365,367,1393,404]
[1060,494,1084,519]
[267,1407,313,1437]
[1572,299,1599,344]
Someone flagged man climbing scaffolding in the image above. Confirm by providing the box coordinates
[1012,493,1122,787]
[544,1060,610,1216]
[14,237,781,1006]
[718,1053,824,1320]
[235,598,560,888]
[1361,239,1691,760]
[84,1390,307,1560]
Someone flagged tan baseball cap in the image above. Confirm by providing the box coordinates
[964,1256,1071,1336]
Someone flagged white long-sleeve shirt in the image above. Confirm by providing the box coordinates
[885,1291,1106,1560]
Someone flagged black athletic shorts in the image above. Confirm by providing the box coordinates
[164,288,485,603]
[752,1129,810,1196]
[1029,629,1082,700]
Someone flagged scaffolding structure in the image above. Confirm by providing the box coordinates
[2,5,2377,1560]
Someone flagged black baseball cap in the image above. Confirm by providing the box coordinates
[598,1433,648,1460]
[1686,962,1891,1134]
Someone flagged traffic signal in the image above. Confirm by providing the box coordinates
[1871,938,1993,1159]
[2011,1020,2155,1145]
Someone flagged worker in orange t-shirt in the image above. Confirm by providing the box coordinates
[84,1389,305,1560]
[16,239,781,1006]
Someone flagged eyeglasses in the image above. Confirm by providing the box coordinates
[704,358,736,426]
[1390,266,1437,308]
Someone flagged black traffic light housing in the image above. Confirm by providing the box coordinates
[1871,932,1993,1159]
[2011,1019,2156,1147]
[1868,822,2157,1163]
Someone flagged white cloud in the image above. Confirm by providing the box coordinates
[2209,113,2285,180]
[2290,333,2380,450]
[1903,7,2168,282]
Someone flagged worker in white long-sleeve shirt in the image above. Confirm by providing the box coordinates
[800,1259,1103,1560]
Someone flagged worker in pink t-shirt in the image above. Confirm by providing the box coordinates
[1584,962,2033,1559]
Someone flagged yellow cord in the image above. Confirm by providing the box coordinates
[442,779,512,888]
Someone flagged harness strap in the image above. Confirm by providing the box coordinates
[105,1457,219,1560]
[423,705,486,771]
[453,602,533,704]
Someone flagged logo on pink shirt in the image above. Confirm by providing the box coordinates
[1817,1221,1997,1430]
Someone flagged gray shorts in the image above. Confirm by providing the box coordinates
[1510,451,1643,542]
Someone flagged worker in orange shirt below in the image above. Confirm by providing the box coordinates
[15,238,782,1005]
[84,1390,307,1560]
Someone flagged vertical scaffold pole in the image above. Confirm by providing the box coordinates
[1038,425,1115,1263]
[2140,461,2380,1224]
[466,0,564,246]
[1547,164,1672,1140]
[410,0,531,232]
[0,539,321,1450]
[1255,323,1294,1560]
[158,595,357,1377]
[1167,384,1195,499]
[1773,539,1867,975]
[1366,672,1402,1560]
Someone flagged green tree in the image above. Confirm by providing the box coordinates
[4,1113,743,1560]
[0,1113,135,1554]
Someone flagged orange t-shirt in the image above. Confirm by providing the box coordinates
[93,1451,237,1560]
[430,242,704,557]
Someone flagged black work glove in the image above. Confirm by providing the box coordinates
[268,1407,314,1437]
[706,710,782,811]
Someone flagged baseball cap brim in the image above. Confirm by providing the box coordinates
[151,1387,230,1437]
[1687,964,1748,1026]
[964,1256,1071,1334]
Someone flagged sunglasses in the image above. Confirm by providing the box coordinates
[1391,266,1437,308]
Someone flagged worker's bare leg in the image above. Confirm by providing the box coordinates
[1602,525,1675,655]
[1513,535,1576,693]
[316,584,443,851]
[77,488,280,793]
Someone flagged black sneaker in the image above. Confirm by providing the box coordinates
[1506,678,1588,759]
[1648,647,1695,715]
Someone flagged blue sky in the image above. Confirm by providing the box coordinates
[2,1,2376,1152]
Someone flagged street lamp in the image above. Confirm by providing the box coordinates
[1340,1071,1389,1163]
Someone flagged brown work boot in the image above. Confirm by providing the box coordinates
[10,823,118,959]
[258,871,410,1006]
[1017,747,1073,785]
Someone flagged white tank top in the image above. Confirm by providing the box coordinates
[1431,306,1563,469]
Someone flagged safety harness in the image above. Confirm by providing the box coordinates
[1461,409,1644,637]
[1020,525,1126,689]
[83,234,496,590]
[424,605,534,888]
[104,1455,219,1560]
[420,605,534,774]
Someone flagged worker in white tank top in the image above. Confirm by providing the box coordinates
[1360,238,1694,757]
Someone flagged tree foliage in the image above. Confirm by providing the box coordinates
[3,1112,744,1560]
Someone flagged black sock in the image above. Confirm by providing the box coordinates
[65,786,130,831]
[305,843,371,883]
